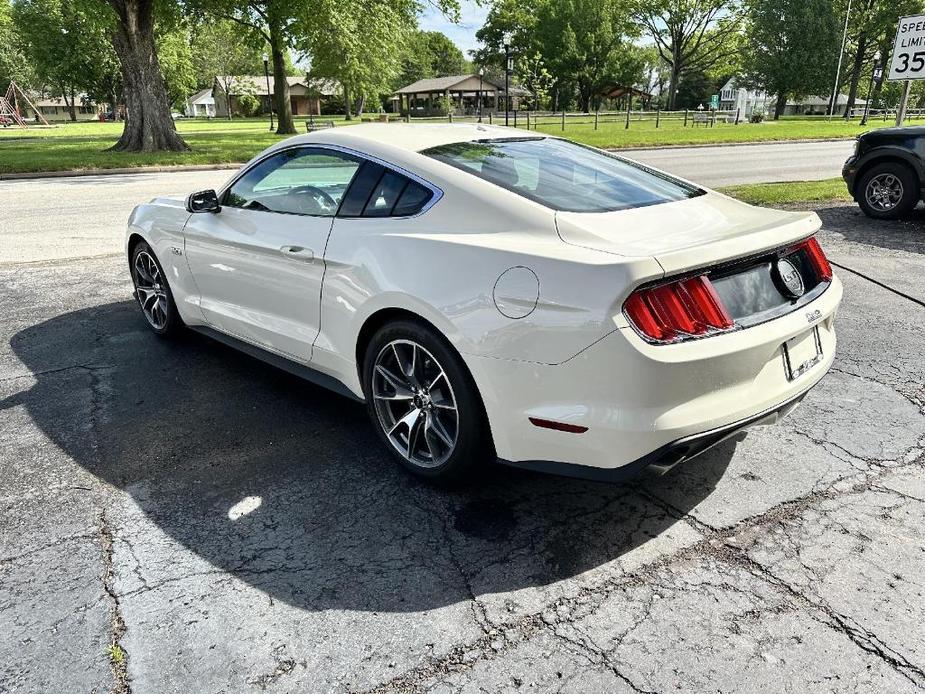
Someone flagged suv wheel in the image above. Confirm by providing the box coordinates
[363,319,491,482]
[857,162,919,220]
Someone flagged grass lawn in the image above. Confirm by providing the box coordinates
[0,113,913,175]
[0,117,350,174]
[530,115,891,148]
[719,177,852,206]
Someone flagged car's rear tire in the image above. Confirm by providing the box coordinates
[130,241,182,337]
[362,319,492,483]
[857,162,919,219]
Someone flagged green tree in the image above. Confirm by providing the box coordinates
[187,0,301,133]
[839,0,924,117]
[12,0,112,120]
[422,30,467,76]
[476,0,642,112]
[638,0,744,111]
[0,0,32,93]
[189,19,264,118]
[92,0,189,150]
[742,0,840,119]
[398,30,467,86]
[157,28,196,110]
[307,1,418,119]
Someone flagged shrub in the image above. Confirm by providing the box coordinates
[750,111,765,123]
[236,93,261,118]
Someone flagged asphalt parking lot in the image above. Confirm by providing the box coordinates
[1,175,924,692]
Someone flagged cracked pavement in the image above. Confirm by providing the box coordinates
[1,171,924,693]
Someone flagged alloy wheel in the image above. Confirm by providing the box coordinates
[132,250,170,330]
[372,339,459,468]
[865,173,904,212]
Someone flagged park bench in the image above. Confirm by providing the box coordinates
[306,119,336,132]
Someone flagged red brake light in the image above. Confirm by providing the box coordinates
[800,237,832,281]
[624,275,734,344]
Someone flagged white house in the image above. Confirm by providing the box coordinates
[720,78,869,117]
[24,94,100,122]
[719,78,771,118]
[185,88,215,118]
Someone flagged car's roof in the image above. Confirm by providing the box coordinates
[283,122,536,153]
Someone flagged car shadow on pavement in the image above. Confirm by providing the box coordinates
[4,301,734,613]
[815,205,925,256]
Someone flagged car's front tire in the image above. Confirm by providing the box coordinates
[130,241,182,337]
[362,319,491,483]
[857,162,919,219]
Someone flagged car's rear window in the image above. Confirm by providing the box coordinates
[423,137,703,213]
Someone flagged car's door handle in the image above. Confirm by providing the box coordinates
[279,245,314,261]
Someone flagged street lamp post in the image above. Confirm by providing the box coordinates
[502,31,513,127]
[262,53,274,132]
[478,67,484,123]
[860,51,882,127]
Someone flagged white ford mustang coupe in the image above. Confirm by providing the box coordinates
[126,123,842,482]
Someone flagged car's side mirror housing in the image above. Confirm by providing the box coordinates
[186,189,221,213]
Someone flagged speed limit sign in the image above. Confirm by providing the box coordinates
[890,14,925,80]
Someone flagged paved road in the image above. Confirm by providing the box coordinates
[0,140,854,263]
[627,139,855,187]
[2,174,925,692]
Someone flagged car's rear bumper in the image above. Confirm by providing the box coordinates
[470,275,842,476]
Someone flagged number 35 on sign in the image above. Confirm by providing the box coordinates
[890,14,925,80]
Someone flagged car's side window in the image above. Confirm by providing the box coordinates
[337,161,434,218]
[223,147,361,217]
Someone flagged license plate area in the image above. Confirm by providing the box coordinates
[783,327,823,381]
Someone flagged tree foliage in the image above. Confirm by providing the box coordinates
[156,27,197,109]
[306,0,421,118]
[397,30,468,89]
[0,0,32,93]
[838,0,924,115]
[742,0,840,118]
[11,0,114,118]
[475,0,643,112]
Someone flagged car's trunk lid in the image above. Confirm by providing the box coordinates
[555,192,822,276]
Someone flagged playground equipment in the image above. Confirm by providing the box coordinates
[0,81,49,127]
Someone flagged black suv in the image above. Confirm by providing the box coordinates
[843,126,925,219]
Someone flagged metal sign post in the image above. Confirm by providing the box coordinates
[888,14,925,126]
[896,80,912,126]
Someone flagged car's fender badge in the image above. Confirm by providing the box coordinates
[169,246,183,256]
[806,309,822,323]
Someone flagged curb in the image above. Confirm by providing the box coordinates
[613,137,856,153]
[0,163,243,181]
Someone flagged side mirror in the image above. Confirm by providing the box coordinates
[186,189,221,213]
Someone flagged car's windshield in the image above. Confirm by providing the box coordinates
[423,137,703,213]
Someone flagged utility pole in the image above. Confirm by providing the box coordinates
[828,0,853,119]
[860,52,882,127]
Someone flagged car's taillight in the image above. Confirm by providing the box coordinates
[624,275,734,344]
[799,237,833,281]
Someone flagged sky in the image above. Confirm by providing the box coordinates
[418,0,489,57]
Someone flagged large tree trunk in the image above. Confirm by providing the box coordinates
[107,0,188,151]
[60,86,77,122]
[343,84,353,120]
[843,34,868,119]
[667,60,681,110]
[774,90,787,120]
[268,22,295,135]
